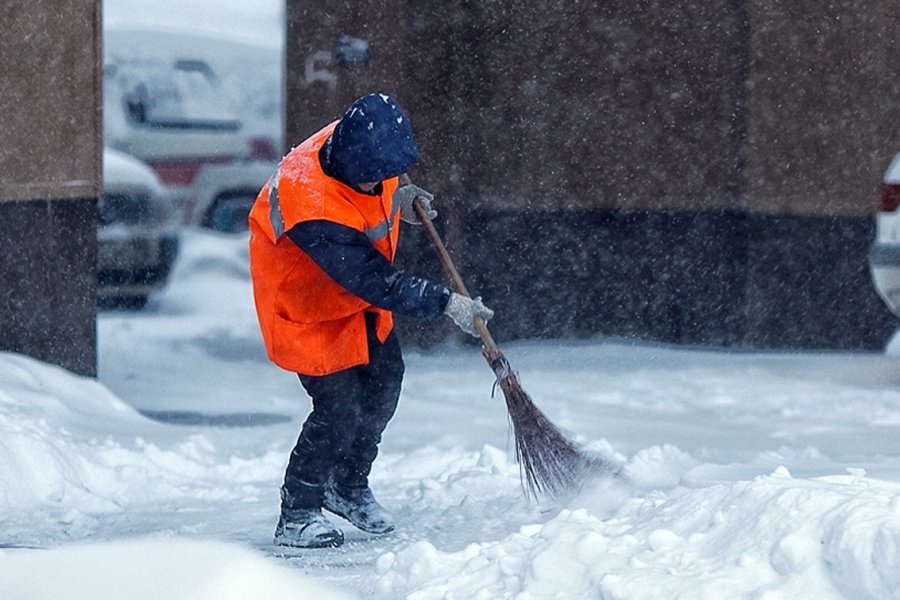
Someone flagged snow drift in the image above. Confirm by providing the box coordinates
[0,538,352,600]
[376,467,900,599]
[3,227,900,599]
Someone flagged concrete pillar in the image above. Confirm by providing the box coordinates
[0,1,102,376]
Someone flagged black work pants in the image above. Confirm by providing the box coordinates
[281,314,404,512]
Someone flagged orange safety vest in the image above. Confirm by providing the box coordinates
[248,122,401,376]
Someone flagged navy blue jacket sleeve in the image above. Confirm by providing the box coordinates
[286,220,451,319]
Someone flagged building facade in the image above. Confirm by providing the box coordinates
[291,1,899,348]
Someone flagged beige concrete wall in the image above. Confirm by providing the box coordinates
[0,1,102,202]
[746,1,900,216]
[285,1,899,217]
[285,1,748,213]
[284,0,405,148]
[432,2,749,214]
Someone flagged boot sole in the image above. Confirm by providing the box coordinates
[274,534,344,549]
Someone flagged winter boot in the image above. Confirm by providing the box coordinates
[273,509,344,548]
[323,482,395,534]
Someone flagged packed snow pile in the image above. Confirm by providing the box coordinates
[0,353,153,512]
[0,537,353,600]
[375,466,900,599]
[0,350,352,599]
[5,341,900,599]
[0,349,285,546]
[3,226,900,599]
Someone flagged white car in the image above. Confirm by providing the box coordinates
[103,28,279,233]
[98,148,180,308]
[183,160,273,233]
[869,153,900,315]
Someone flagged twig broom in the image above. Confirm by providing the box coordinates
[410,192,614,500]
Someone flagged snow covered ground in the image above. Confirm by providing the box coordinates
[3,227,900,599]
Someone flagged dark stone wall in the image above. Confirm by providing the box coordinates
[0,200,98,375]
[395,209,898,350]
[740,214,892,348]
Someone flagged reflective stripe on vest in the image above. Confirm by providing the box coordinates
[268,170,398,243]
[364,198,401,242]
[268,165,285,239]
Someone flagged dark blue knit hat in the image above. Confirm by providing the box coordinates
[329,93,420,185]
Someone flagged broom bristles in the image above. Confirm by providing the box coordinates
[498,370,614,500]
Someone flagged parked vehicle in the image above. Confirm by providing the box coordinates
[869,152,900,316]
[98,147,180,308]
[103,28,280,233]
[186,160,274,233]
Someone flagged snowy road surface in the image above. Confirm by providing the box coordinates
[2,229,900,599]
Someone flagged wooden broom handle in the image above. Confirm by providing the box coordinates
[400,175,500,355]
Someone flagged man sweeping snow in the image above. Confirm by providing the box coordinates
[248,93,493,548]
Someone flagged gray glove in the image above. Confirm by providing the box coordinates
[444,292,494,337]
[395,184,437,224]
